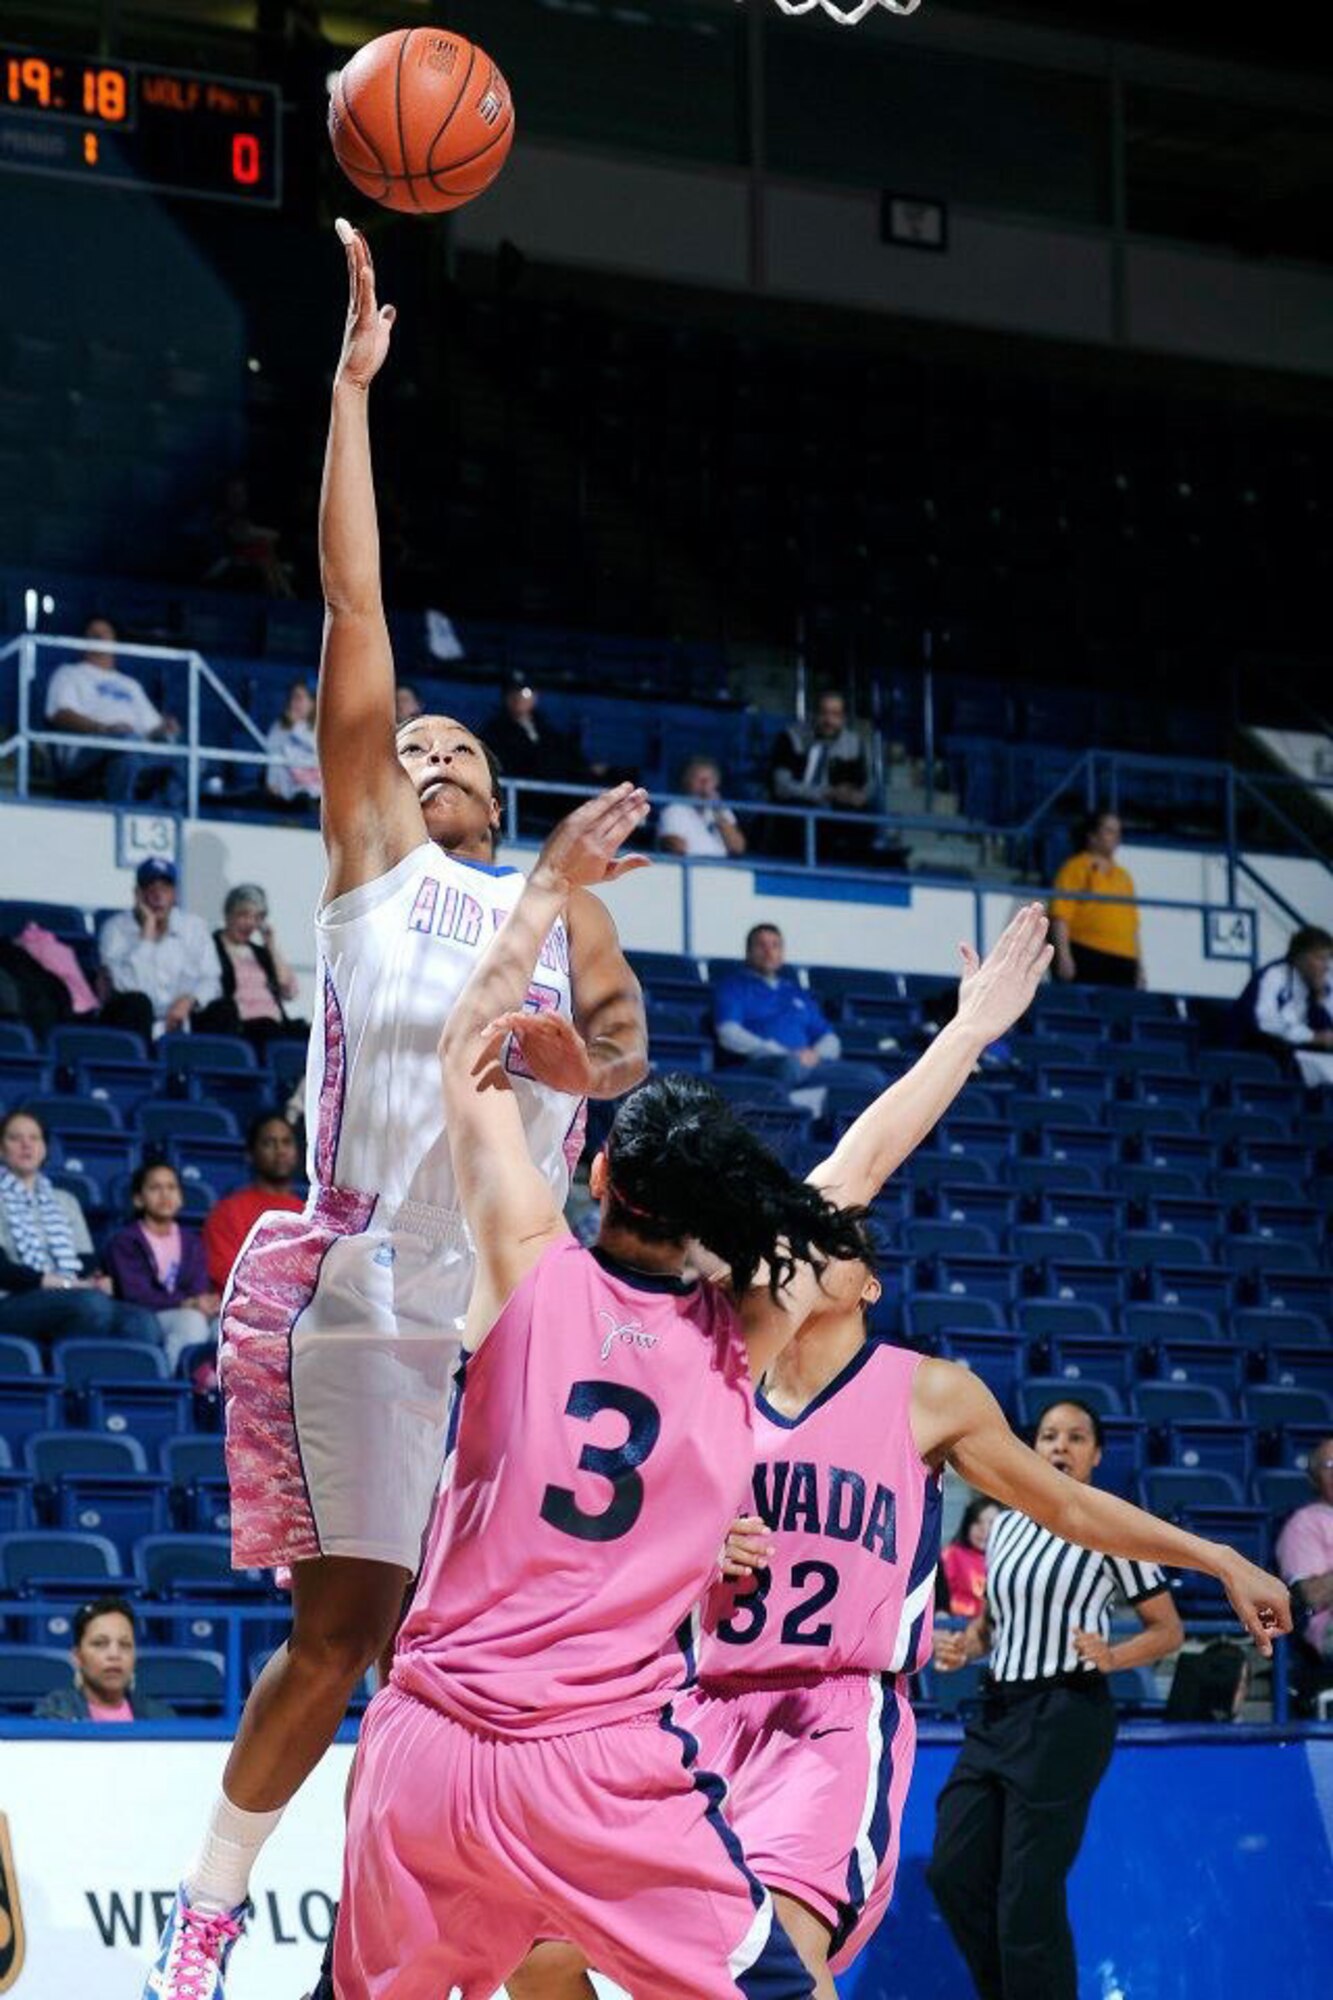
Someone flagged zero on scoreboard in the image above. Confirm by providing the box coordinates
[0,44,281,207]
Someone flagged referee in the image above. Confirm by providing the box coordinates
[926,1397,1184,2000]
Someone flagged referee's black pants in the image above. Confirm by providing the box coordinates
[926,1675,1117,2000]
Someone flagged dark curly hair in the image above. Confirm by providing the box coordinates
[604,1074,872,1300]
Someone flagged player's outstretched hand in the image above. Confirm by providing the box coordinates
[475,1010,596,1097]
[932,1628,974,1674]
[334,217,396,390]
[720,1514,774,1584]
[534,784,652,894]
[1216,1553,1291,1658]
[954,902,1053,1044]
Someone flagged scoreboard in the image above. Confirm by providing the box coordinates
[0,45,281,207]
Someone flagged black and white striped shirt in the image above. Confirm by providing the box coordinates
[984,1510,1167,1683]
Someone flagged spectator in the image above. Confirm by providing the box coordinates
[0,1110,161,1347]
[264,679,321,810]
[202,1113,304,1291]
[207,475,294,596]
[44,617,184,810]
[1164,1640,1249,1722]
[102,1162,221,1367]
[1049,811,1145,989]
[1276,1433,1333,1700]
[1234,925,1333,1089]
[0,917,151,1042]
[485,672,602,833]
[768,689,873,864]
[210,885,309,1051]
[940,1496,999,1619]
[97,859,222,1037]
[395,683,423,725]
[32,1596,173,1721]
[658,757,746,859]
[712,923,885,1107]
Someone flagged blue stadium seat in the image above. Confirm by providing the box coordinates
[1255,1269,1332,1315]
[49,1025,148,1067]
[1045,1262,1126,1312]
[24,1431,147,1480]
[1222,1236,1320,1274]
[0,1644,73,1710]
[1119,1230,1212,1270]
[134,1647,226,1715]
[0,1385,64,1456]
[19,1094,122,1135]
[901,1154,995,1190]
[1034,1190,1126,1235]
[0,1336,42,1378]
[1207,1110,1287,1146]
[628,951,706,992]
[1008,1225,1103,1264]
[1015,1377,1123,1425]
[1266,1347,1333,1399]
[1011,1097,1098,1134]
[43,1132,135,1195]
[1015,1298,1115,1341]
[1233,1139,1312,1179]
[1122,1305,1224,1349]
[0,1528,125,1593]
[1149,1267,1235,1316]
[1169,1508,1273,1617]
[86,1382,193,1447]
[1107,1164,1199,1200]
[0,1467,33,1532]
[1108,1105,1194,1140]
[136,1102,240,1142]
[931,1186,1017,1232]
[54,1473,173,1559]
[1140,1468,1245,1515]
[74,1061,161,1116]
[0,899,89,939]
[1153,1339,1247,1399]
[1043,1335,1140,1395]
[1232,1308,1330,1354]
[54,1340,168,1390]
[1133,1382,1234,1426]
[1136,1133,1218,1173]
[1214,1168,1307,1207]
[1164,1419,1254,1484]
[1241,1385,1333,1433]
[1095,1418,1148,1499]
[1198,1050,1284,1088]
[1281,1425,1333,1477]
[1030,1066,1112,1108]
[1107,1665,1163,1714]
[160,1436,226,1487]
[900,1220,998,1258]
[914,1656,986,1718]
[1005,1160,1099,1194]
[1036,1127,1117,1168]
[46,1168,101,1220]
[902,1296,1006,1343]
[930,1120,1014,1167]
[159,1035,257,1076]
[934,1331,1027,1415]
[1251,1468,1310,1519]
[0,1023,38,1057]
[134,1532,242,1598]
[1126,1073,1208,1112]
[173,1138,250,1189]
[1141,1198,1224,1244]
[925,1256,1021,1307]
[1236,1202,1323,1248]
[0,1054,52,1094]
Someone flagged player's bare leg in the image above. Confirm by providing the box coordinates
[772,1893,838,2000]
[507,1942,599,2000]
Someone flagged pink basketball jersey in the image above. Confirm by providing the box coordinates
[393,1236,754,1737]
[696,1339,941,1684]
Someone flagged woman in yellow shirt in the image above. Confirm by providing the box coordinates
[1049,811,1145,988]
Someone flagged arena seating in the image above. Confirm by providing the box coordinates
[3,913,1329,1710]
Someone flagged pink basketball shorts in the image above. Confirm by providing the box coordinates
[336,1685,816,2000]
[675,1671,915,1973]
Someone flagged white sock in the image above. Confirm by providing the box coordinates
[184,1792,286,1914]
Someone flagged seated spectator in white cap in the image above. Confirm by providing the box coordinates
[98,860,221,1036]
[658,757,746,860]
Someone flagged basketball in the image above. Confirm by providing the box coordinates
[329,27,515,215]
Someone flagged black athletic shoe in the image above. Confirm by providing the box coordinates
[301,1907,337,2000]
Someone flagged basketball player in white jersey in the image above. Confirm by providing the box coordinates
[144,220,647,2000]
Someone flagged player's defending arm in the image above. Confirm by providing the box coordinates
[440,786,651,1344]
[809,903,1052,1209]
[318,219,424,900]
[568,890,648,1100]
[913,1362,1292,1657]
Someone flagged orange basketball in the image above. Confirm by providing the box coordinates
[329,27,515,216]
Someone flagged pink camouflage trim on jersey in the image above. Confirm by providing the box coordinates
[220,1188,376,1569]
[314,964,348,1188]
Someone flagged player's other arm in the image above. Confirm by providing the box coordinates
[809,904,1052,1209]
[317,220,424,898]
[567,888,648,1100]
[913,1361,1291,1656]
[441,788,651,1341]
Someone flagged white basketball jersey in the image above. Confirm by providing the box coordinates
[306,843,584,1215]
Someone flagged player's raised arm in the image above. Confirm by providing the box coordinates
[439,786,651,1340]
[913,1362,1292,1656]
[809,903,1053,1209]
[318,219,424,898]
